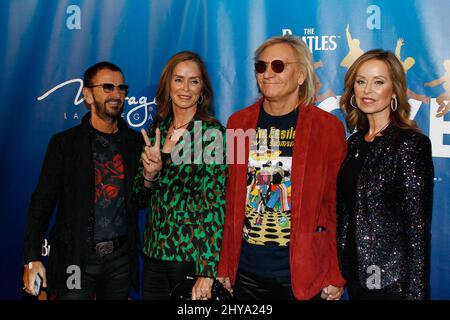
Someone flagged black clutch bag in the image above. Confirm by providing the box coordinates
[170,276,233,300]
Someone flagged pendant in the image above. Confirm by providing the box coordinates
[170,128,186,142]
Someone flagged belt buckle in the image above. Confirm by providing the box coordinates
[95,241,114,257]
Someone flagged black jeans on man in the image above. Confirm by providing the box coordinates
[58,241,131,300]
[234,269,323,300]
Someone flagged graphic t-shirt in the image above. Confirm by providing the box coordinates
[239,105,298,277]
[91,128,126,241]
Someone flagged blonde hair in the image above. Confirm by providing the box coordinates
[254,35,317,105]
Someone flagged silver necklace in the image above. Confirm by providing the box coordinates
[355,121,390,158]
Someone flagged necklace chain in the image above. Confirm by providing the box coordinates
[355,121,390,158]
[169,118,193,141]
[172,119,192,130]
[365,121,390,142]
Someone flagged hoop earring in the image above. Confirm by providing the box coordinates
[350,94,357,109]
[197,95,204,105]
[391,97,398,112]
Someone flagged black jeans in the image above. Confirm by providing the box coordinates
[234,269,323,300]
[58,241,131,300]
[141,256,196,300]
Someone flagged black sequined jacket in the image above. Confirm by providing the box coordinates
[336,125,434,299]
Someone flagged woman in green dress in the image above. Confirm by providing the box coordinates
[133,51,227,300]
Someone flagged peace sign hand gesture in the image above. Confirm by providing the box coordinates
[140,128,162,183]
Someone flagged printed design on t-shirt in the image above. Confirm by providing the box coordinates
[94,153,124,205]
[244,126,294,246]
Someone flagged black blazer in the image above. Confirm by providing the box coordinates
[23,112,143,295]
[336,125,434,299]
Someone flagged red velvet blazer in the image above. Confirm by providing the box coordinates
[218,101,347,299]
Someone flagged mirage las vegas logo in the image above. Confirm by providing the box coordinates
[37,78,155,128]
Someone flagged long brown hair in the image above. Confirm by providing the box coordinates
[340,49,418,132]
[155,51,214,123]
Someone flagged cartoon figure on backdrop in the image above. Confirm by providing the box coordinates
[314,60,337,103]
[340,24,365,69]
[395,38,429,104]
[425,59,450,117]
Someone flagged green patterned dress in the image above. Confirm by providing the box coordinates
[133,116,227,277]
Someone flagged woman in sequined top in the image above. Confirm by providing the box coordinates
[133,51,227,300]
[337,49,434,300]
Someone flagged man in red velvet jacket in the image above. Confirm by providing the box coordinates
[217,35,347,300]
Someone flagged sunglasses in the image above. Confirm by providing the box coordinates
[87,83,129,94]
[254,60,299,74]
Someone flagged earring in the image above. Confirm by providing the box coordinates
[168,96,172,102]
[350,94,357,109]
[197,95,204,105]
[391,97,398,111]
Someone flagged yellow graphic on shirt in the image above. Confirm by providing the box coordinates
[249,149,282,161]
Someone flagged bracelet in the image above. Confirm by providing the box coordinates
[143,171,161,183]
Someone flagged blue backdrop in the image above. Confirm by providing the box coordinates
[0,0,449,299]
